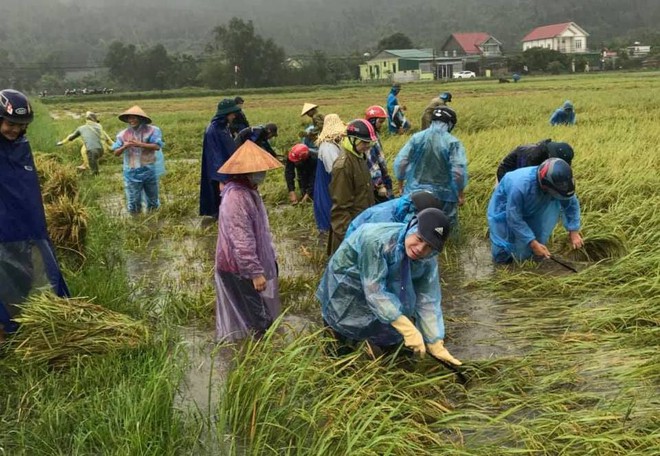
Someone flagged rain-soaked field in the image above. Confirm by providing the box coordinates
[1,72,659,454]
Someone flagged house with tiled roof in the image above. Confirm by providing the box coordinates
[440,33,503,57]
[359,49,463,82]
[522,22,589,53]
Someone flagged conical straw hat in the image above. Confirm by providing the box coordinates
[300,103,318,116]
[118,105,152,124]
[219,141,284,174]
[316,113,346,144]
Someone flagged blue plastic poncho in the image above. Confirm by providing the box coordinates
[345,195,415,238]
[317,222,445,347]
[386,87,409,133]
[199,114,237,217]
[0,134,69,332]
[487,166,581,263]
[393,122,468,224]
[549,101,576,126]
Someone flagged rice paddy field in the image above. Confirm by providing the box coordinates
[1,72,659,455]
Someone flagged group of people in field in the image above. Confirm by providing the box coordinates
[0,86,582,367]
[196,86,582,367]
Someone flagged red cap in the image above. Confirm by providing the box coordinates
[288,143,310,163]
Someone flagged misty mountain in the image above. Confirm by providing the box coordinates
[2,0,658,66]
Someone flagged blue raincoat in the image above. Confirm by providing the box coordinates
[345,195,416,238]
[0,134,69,332]
[199,114,237,217]
[487,166,581,263]
[393,122,468,224]
[550,101,576,126]
[386,87,409,133]
[317,222,445,347]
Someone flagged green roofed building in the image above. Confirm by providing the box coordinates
[359,49,464,82]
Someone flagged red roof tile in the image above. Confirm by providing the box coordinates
[452,33,491,54]
[522,23,572,41]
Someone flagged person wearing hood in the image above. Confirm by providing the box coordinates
[328,119,376,255]
[111,105,165,214]
[56,111,114,175]
[229,96,250,138]
[199,98,241,218]
[345,191,442,238]
[386,83,410,134]
[421,92,452,130]
[235,123,279,158]
[496,139,574,182]
[0,89,69,337]
[313,114,346,236]
[550,100,576,126]
[488,158,583,263]
[394,106,468,227]
[214,141,284,341]
[317,208,461,366]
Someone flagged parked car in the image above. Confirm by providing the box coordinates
[453,71,476,79]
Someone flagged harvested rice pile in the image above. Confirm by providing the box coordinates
[11,294,149,366]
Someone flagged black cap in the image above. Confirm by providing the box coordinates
[234,96,245,104]
[545,142,574,165]
[410,191,442,213]
[264,123,278,137]
[416,208,451,252]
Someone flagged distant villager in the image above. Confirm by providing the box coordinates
[111,105,165,214]
[387,83,410,134]
[550,100,576,126]
[56,111,114,175]
[421,92,452,131]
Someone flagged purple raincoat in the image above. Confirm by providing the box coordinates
[214,179,280,341]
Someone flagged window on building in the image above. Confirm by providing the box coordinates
[576,39,582,50]
[393,64,397,73]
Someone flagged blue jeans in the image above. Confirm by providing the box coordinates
[124,166,159,214]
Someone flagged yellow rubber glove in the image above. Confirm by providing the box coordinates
[427,340,462,366]
[391,315,426,356]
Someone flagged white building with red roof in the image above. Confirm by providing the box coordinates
[522,22,589,53]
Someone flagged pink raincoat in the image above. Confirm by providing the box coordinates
[214,179,280,341]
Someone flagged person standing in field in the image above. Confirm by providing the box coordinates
[387,83,410,134]
[313,114,346,236]
[301,103,325,131]
[285,143,316,205]
[496,139,574,182]
[56,111,113,175]
[328,119,377,255]
[235,123,279,158]
[421,92,452,130]
[550,100,576,126]
[214,141,283,341]
[364,105,393,203]
[394,107,468,227]
[229,96,250,138]
[487,158,583,264]
[199,98,241,219]
[0,89,69,337]
[111,105,165,215]
[317,207,462,366]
